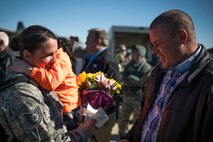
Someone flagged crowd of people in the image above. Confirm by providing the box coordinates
[0,9,213,142]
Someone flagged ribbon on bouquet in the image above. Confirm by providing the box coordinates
[81,90,114,110]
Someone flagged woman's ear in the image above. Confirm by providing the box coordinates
[23,49,32,60]
[178,29,187,44]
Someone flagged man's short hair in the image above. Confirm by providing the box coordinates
[70,35,79,42]
[149,9,196,42]
[88,28,109,46]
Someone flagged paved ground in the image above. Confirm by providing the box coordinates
[110,121,134,142]
[110,122,120,142]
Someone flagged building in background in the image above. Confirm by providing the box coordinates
[108,25,159,66]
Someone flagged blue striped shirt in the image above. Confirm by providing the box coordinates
[141,46,201,142]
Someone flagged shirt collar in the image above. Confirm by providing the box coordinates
[162,45,201,78]
[87,48,106,61]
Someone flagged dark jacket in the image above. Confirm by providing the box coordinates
[81,49,120,115]
[123,45,213,142]
[81,49,120,81]
[0,48,16,83]
[0,47,16,71]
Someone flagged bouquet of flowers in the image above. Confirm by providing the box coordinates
[76,71,121,110]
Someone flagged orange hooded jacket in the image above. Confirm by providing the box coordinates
[30,48,81,112]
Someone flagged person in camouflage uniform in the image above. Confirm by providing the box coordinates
[0,25,96,142]
[118,45,152,138]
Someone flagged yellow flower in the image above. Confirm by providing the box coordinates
[76,71,122,96]
[76,71,87,87]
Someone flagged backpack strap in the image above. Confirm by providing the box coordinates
[0,74,38,91]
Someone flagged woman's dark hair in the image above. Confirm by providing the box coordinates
[10,25,57,56]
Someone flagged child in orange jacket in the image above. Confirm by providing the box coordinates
[30,48,81,113]
[12,48,81,130]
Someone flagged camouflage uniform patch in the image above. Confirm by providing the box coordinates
[0,73,71,141]
[22,105,43,124]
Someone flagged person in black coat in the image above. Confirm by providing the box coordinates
[118,9,213,142]
[0,32,16,141]
[81,28,120,142]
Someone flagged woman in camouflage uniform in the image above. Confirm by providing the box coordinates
[0,25,96,142]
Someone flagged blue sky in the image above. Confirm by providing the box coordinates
[1,0,213,48]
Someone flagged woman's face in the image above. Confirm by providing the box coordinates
[24,38,58,68]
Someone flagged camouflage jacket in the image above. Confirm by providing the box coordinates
[122,60,151,89]
[0,73,86,142]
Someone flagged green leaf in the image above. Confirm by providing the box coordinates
[88,84,96,89]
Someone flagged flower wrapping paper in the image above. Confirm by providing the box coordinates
[81,90,114,110]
